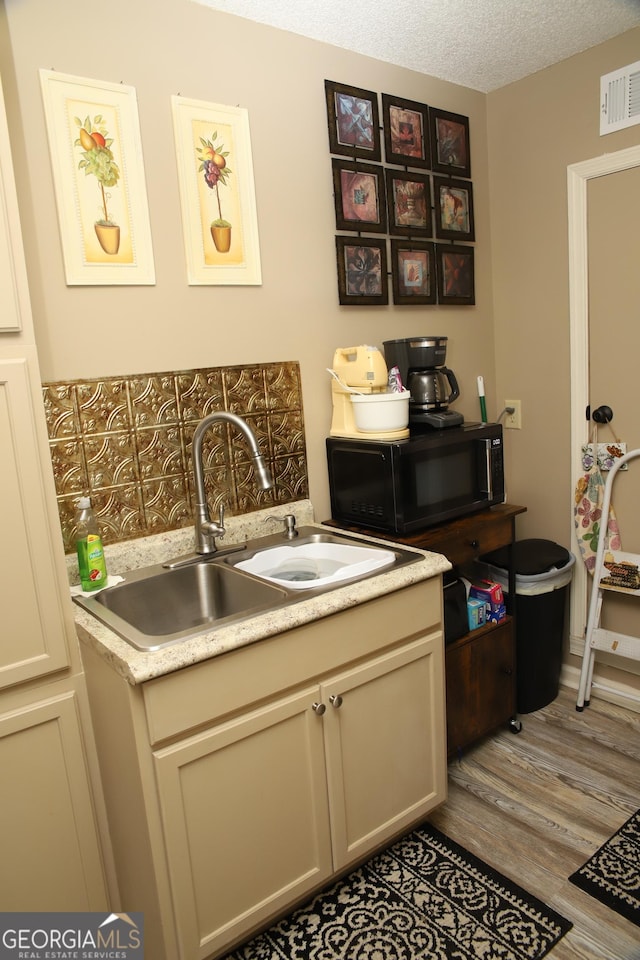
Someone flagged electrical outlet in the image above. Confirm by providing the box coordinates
[504,399,522,429]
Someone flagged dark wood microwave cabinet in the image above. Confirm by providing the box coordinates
[325,504,527,757]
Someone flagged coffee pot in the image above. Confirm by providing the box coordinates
[383,336,464,428]
[407,366,459,410]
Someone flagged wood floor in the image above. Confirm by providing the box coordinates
[429,685,640,960]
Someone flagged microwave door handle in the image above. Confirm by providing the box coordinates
[480,439,493,497]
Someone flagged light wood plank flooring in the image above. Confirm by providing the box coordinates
[429,685,640,960]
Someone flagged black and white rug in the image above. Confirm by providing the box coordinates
[569,808,640,927]
[225,822,572,960]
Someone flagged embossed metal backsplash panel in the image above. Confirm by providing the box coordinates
[43,362,308,554]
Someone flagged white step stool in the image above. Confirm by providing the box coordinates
[577,448,640,710]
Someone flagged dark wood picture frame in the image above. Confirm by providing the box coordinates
[324,80,381,162]
[332,159,387,233]
[335,236,388,305]
[436,244,475,305]
[385,169,432,237]
[391,239,436,305]
[433,176,475,242]
[381,93,430,168]
[430,107,471,178]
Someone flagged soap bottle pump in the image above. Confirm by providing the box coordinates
[75,496,108,591]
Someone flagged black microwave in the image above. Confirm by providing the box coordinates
[326,422,504,534]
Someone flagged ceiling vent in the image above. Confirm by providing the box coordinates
[600,60,640,135]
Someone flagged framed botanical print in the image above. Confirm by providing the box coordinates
[430,107,471,178]
[381,94,430,168]
[335,236,388,305]
[172,95,262,285]
[391,239,436,305]
[385,170,432,237]
[39,69,155,285]
[325,80,381,162]
[436,244,475,305]
[433,177,475,242]
[332,159,387,233]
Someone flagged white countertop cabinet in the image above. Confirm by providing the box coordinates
[81,576,447,960]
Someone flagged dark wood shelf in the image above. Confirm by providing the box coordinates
[326,504,527,756]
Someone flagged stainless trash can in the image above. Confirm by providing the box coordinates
[480,539,575,714]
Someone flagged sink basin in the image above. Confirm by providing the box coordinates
[233,539,395,589]
[73,527,422,651]
[73,561,287,651]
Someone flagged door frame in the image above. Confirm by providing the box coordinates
[567,144,640,646]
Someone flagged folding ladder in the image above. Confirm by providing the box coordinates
[576,448,640,710]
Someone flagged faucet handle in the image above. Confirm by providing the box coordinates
[216,503,225,537]
[202,503,225,541]
[266,514,298,539]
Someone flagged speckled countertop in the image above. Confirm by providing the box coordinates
[69,500,451,686]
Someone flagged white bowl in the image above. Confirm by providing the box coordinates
[350,390,409,432]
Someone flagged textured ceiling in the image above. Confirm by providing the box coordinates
[192,0,640,92]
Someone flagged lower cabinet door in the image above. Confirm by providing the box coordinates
[322,635,446,871]
[0,689,107,910]
[153,685,333,960]
[445,620,516,755]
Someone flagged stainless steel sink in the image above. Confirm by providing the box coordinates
[73,527,422,651]
[74,560,288,651]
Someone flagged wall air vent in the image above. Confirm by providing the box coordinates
[600,60,640,135]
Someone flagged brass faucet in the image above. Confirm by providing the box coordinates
[192,411,273,555]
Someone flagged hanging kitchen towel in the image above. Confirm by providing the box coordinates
[574,426,621,573]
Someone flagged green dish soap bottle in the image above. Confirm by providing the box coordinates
[75,496,108,591]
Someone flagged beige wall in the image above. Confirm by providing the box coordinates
[487,29,640,696]
[1,0,492,526]
[487,28,640,543]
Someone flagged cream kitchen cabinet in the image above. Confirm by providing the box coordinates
[154,683,334,959]
[0,74,109,909]
[0,679,109,910]
[81,577,447,960]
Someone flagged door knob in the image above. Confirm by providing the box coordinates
[592,405,613,424]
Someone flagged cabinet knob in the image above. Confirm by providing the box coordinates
[329,694,343,708]
[311,701,326,715]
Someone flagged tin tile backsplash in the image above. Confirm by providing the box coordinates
[43,362,308,553]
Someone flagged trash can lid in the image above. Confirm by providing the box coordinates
[481,538,572,576]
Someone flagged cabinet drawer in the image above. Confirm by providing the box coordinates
[143,579,442,744]
[416,513,514,566]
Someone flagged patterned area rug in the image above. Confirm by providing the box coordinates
[569,808,640,927]
[225,823,572,960]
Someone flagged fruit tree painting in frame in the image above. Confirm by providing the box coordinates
[172,96,261,285]
[39,70,155,285]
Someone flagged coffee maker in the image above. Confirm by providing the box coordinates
[383,336,464,428]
